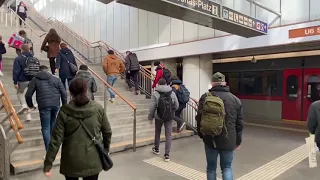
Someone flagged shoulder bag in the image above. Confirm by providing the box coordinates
[59,52,78,74]
[78,119,113,171]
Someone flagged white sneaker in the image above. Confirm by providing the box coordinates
[108,98,115,103]
[0,71,3,77]
[17,104,28,114]
[25,113,31,122]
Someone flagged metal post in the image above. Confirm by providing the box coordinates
[133,109,137,152]
[0,125,9,179]
[100,48,103,63]
[104,85,107,113]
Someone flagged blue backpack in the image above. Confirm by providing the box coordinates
[176,85,190,104]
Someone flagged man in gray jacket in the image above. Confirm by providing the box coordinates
[74,64,97,100]
[148,78,179,162]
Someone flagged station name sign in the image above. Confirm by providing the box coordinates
[222,6,268,34]
[164,0,220,17]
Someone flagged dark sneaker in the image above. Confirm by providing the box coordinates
[135,91,139,95]
[177,122,186,133]
[164,154,170,162]
[152,147,160,155]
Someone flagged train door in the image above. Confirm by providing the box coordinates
[282,69,303,121]
[303,69,320,121]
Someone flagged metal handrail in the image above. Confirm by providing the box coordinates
[0,82,23,144]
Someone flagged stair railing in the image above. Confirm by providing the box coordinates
[27,5,199,131]
[4,4,139,151]
[0,81,24,179]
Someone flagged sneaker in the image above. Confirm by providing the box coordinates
[25,113,31,122]
[127,87,132,92]
[152,147,160,155]
[108,98,115,103]
[177,122,186,133]
[0,71,3,77]
[135,91,139,95]
[164,154,170,162]
[17,104,28,115]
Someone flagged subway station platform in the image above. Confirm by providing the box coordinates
[11,121,319,180]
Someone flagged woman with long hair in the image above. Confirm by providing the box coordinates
[41,28,61,74]
[43,78,112,180]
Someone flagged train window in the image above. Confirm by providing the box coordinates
[307,75,320,102]
[243,71,278,96]
[286,75,298,100]
[224,72,240,94]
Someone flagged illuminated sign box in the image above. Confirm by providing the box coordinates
[114,0,268,38]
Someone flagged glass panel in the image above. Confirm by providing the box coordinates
[286,75,298,100]
[225,72,240,94]
[307,75,320,102]
[243,71,278,96]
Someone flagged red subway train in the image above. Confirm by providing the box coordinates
[213,54,320,122]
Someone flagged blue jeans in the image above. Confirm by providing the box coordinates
[39,106,60,151]
[205,145,234,180]
[60,77,73,90]
[106,75,118,98]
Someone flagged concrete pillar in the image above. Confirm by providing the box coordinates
[183,55,213,100]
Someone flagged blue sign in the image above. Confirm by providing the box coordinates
[222,6,268,34]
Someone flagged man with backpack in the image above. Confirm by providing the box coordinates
[13,44,40,120]
[196,72,244,180]
[171,76,190,132]
[152,61,172,89]
[125,51,140,95]
[148,78,179,162]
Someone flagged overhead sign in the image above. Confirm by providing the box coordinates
[164,0,220,17]
[289,26,320,39]
[222,6,268,34]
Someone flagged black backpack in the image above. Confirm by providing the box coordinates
[22,55,40,80]
[162,68,172,84]
[157,91,174,121]
[176,84,190,104]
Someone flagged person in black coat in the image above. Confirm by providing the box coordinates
[0,35,6,76]
[55,43,77,89]
[125,51,140,95]
[196,72,243,180]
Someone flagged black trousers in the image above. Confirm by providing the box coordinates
[18,12,26,26]
[49,57,56,75]
[126,70,139,91]
[65,174,99,180]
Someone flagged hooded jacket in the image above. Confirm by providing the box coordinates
[25,71,67,110]
[102,54,125,75]
[74,70,98,100]
[152,64,165,89]
[125,53,140,72]
[56,48,77,78]
[44,101,112,177]
[171,79,187,108]
[196,86,244,151]
[148,85,179,121]
[13,52,33,84]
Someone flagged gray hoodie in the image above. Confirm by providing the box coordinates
[148,85,179,121]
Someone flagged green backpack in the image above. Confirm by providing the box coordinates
[200,92,226,136]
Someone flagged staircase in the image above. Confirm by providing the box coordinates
[0,6,194,175]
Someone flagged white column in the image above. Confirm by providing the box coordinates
[183,55,212,100]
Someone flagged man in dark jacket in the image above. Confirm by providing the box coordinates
[125,51,140,95]
[307,101,320,150]
[55,43,77,90]
[196,72,244,180]
[171,76,187,132]
[25,65,67,151]
[74,65,97,100]
[13,44,34,117]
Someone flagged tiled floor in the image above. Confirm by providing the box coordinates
[11,123,319,180]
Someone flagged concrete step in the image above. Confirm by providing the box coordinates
[10,130,194,174]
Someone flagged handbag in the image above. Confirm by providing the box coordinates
[43,45,49,52]
[78,119,113,171]
[59,52,78,74]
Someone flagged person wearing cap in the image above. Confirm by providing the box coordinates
[196,72,244,180]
